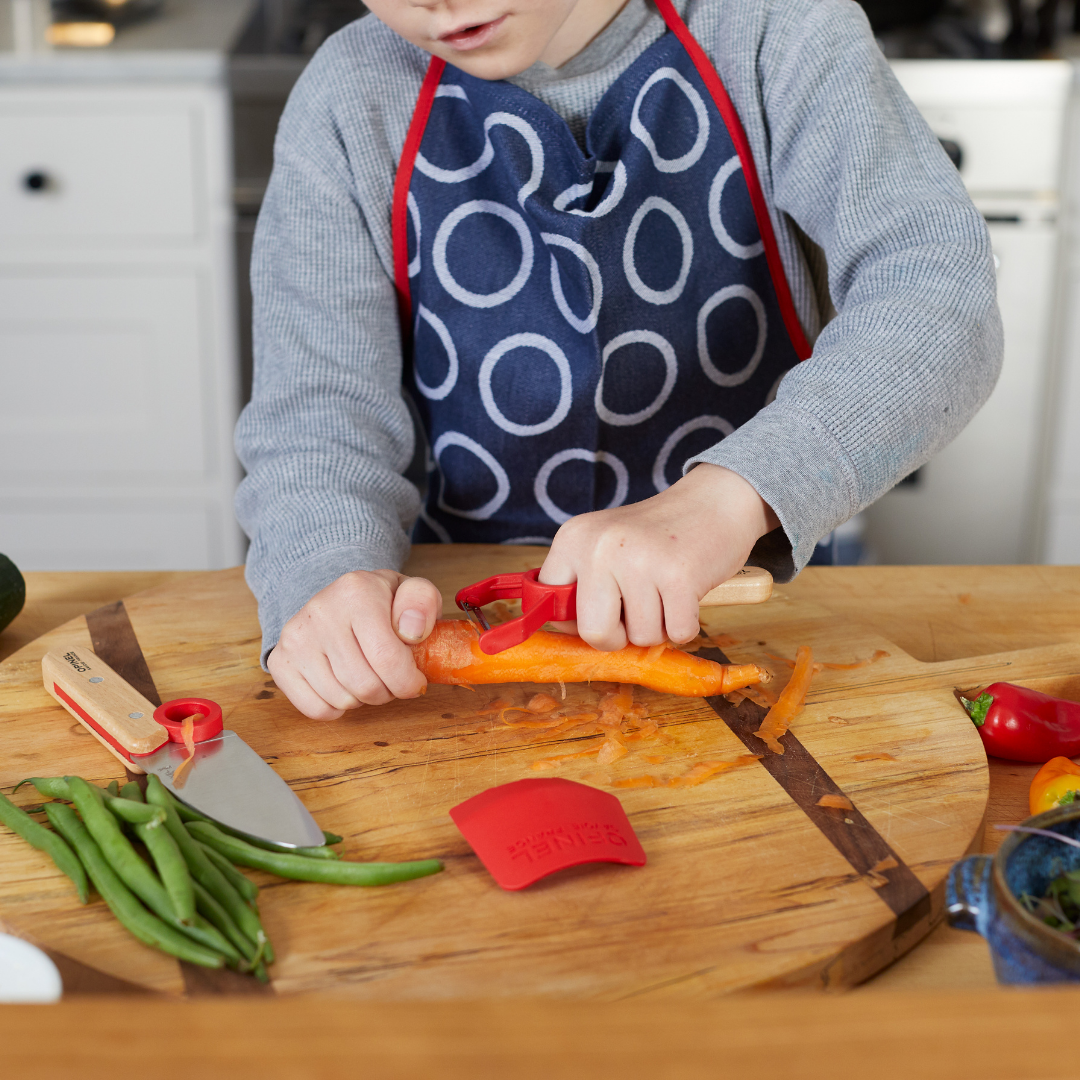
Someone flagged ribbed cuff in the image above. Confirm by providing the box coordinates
[683,400,858,580]
[248,544,405,669]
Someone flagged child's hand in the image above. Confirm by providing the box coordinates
[539,464,778,651]
[267,570,442,720]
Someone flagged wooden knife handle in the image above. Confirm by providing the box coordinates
[699,566,773,608]
[42,645,167,769]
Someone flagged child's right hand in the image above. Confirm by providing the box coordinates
[267,570,442,720]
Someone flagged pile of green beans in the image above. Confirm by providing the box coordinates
[1,774,444,980]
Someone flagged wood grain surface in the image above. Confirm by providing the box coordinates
[1,552,1078,1000]
[5,988,1080,1080]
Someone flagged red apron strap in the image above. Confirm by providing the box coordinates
[653,0,812,361]
[392,56,447,343]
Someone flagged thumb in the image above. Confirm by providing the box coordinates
[391,576,442,644]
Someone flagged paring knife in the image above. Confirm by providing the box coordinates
[42,644,324,849]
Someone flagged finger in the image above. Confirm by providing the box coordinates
[352,619,427,700]
[322,635,396,707]
[299,647,374,710]
[619,581,666,647]
[392,576,443,644]
[539,526,581,586]
[660,588,702,644]
[574,572,627,652]
[268,649,349,721]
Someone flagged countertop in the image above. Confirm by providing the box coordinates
[0,0,256,82]
[2,564,1079,1075]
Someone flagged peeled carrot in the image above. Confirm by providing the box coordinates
[413,620,770,698]
[753,645,814,754]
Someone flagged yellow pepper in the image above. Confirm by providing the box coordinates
[1029,756,1080,816]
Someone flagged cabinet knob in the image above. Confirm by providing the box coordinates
[22,171,51,193]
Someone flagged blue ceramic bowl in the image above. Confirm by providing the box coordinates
[947,803,1080,983]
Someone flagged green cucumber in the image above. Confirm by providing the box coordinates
[0,553,25,635]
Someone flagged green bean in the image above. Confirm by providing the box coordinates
[104,796,166,826]
[21,777,161,825]
[45,802,223,969]
[199,841,260,901]
[65,777,240,962]
[106,780,120,798]
[145,776,270,957]
[21,777,72,800]
[122,783,197,927]
[192,879,259,967]
[188,821,444,887]
[243,834,342,860]
[0,790,88,903]
[170,797,212,824]
[323,831,344,846]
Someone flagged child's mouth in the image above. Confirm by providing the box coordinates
[439,15,506,50]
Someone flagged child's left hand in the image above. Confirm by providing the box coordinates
[538,464,778,651]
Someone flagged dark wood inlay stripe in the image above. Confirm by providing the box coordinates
[82,600,274,996]
[86,601,161,707]
[702,647,930,929]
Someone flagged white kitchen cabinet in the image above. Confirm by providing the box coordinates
[0,67,244,570]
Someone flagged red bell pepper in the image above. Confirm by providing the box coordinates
[956,683,1080,763]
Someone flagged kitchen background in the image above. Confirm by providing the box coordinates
[1,0,1079,571]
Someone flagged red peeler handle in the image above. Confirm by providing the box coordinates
[455,568,576,655]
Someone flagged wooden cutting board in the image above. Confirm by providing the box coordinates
[2,546,1077,998]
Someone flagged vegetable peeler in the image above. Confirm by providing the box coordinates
[456,568,576,655]
[455,565,773,655]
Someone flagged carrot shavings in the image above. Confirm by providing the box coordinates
[597,739,629,765]
[767,649,889,671]
[754,645,815,754]
[709,633,741,649]
[667,755,762,788]
[820,650,890,670]
[531,744,603,770]
[854,752,896,762]
[611,775,664,789]
[526,693,560,713]
[645,755,667,765]
[171,711,203,789]
[816,794,854,810]
[476,697,515,715]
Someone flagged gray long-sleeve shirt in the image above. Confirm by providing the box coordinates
[235,0,1003,661]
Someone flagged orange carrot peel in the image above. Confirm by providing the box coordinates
[413,620,769,698]
[171,711,203,788]
[753,645,815,755]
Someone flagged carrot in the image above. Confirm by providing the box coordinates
[171,711,202,789]
[816,794,854,811]
[753,645,814,754]
[413,620,769,697]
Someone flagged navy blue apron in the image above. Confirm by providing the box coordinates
[392,0,811,549]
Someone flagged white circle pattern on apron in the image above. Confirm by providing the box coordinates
[478,333,573,436]
[535,448,630,525]
[400,23,807,545]
[595,330,678,427]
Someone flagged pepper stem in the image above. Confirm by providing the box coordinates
[957,691,993,727]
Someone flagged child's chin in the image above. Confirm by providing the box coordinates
[436,44,542,81]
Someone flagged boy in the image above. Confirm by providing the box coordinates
[236,0,1002,720]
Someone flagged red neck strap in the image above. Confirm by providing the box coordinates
[651,0,811,360]
[392,56,446,344]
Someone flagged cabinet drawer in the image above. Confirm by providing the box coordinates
[0,104,199,243]
[0,270,220,480]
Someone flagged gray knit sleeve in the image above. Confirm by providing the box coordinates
[685,0,1003,578]
[234,28,425,663]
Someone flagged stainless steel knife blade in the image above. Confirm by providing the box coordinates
[144,732,325,849]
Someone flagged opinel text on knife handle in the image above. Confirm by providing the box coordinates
[42,645,168,772]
